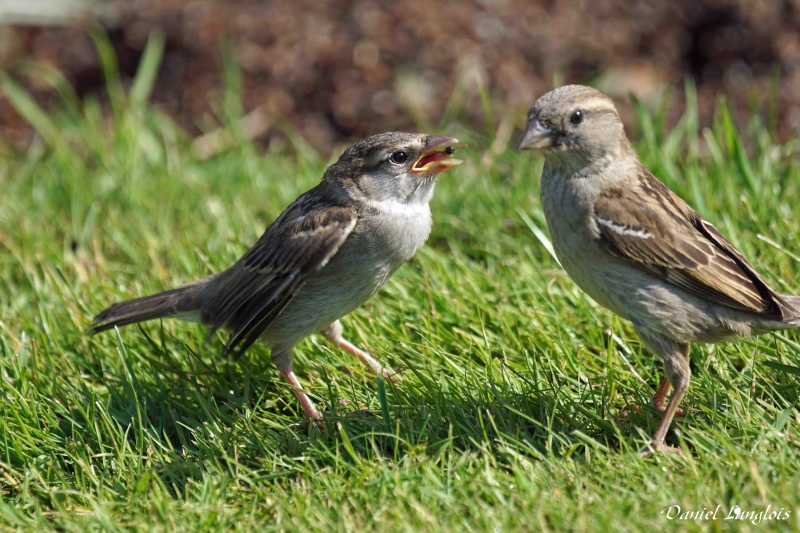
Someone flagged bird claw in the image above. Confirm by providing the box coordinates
[345,409,376,418]
[382,365,404,383]
[338,400,376,417]
[618,403,641,420]
[618,400,686,420]
[288,418,327,431]
[640,441,682,457]
[287,402,376,430]
[336,361,402,382]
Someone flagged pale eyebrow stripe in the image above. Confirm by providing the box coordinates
[577,100,616,113]
[568,95,616,113]
[586,108,617,117]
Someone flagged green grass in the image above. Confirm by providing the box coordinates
[2,37,800,531]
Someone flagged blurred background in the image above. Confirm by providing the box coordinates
[1,0,799,153]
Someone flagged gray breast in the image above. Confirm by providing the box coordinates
[262,204,432,347]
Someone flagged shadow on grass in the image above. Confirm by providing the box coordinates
[44,332,639,499]
[6,318,749,502]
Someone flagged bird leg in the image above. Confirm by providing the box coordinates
[272,349,322,420]
[321,320,398,382]
[280,369,323,420]
[619,378,687,419]
[634,329,691,456]
[642,343,691,456]
[651,378,687,417]
[642,380,688,456]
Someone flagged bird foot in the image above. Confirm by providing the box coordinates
[288,418,327,431]
[382,365,404,383]
[618,404,639,420]
[640,441,682,457]
[618,398,686,420]
[322,326,401,382]
[619,378,687,420]
[287,401,377,430]
[346,409,377,418]
[337,399,377,418]
[337,364,403,383]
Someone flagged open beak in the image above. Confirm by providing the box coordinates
[412,136,463,174]
[518,119,555,150]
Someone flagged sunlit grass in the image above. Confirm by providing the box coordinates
[1,33,800,531]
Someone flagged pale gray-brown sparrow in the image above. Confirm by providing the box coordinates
[519,85,800,455]
[90,132,462,420]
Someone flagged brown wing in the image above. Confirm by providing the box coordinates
[593,165,794,320]
[201,197,357,358]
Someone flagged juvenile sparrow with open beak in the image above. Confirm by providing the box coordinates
[519,85,800,455]
[90,132,462,420]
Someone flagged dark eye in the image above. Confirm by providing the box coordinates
[570,110,583,125]
[389,151,408,164]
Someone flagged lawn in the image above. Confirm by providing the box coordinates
[1,36,800,532]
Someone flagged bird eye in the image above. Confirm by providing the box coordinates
[389,151,408,164]
[570,110,583,125]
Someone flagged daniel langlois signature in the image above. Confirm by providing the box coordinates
[662,504,791,524]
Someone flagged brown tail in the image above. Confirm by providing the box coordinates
[88,275,216,334]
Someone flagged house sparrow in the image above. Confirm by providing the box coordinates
[90,132,462,420]
[519,85,800,455]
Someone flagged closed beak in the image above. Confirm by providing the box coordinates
[518,119,556,150]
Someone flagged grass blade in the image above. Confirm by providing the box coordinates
[130,29,166,111]
[0,72,59,146]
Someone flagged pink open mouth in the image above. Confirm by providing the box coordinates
[411,145,464,174]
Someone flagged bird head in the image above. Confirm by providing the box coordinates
[326,132,463,205]
[518,85,630,170]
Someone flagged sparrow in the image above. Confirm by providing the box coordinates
[518,85,800,455]
[90,132,463,420]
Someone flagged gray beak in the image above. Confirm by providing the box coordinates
[518,119,555,151]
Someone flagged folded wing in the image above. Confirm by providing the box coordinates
[201,199,358,358]
[594,165,796,321]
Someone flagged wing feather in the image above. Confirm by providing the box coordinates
[594,165,793,320]
[200,198,358,358]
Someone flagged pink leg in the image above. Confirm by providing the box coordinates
[280,369,322,420]
[651,378,686,417]
[642,382,687,456]
[641,343,691,456]
[619,377,686,420]
[321,321,398,382]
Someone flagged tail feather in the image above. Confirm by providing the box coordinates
[88,276,215,334]
[786,294,800,325]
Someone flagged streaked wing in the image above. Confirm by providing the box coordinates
[201,197,358,358]
[593,165,790,319]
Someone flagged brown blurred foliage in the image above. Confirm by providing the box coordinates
[2,0,800,152]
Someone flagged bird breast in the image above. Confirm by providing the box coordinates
[261,200,433,347]
[362,199,434,262]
